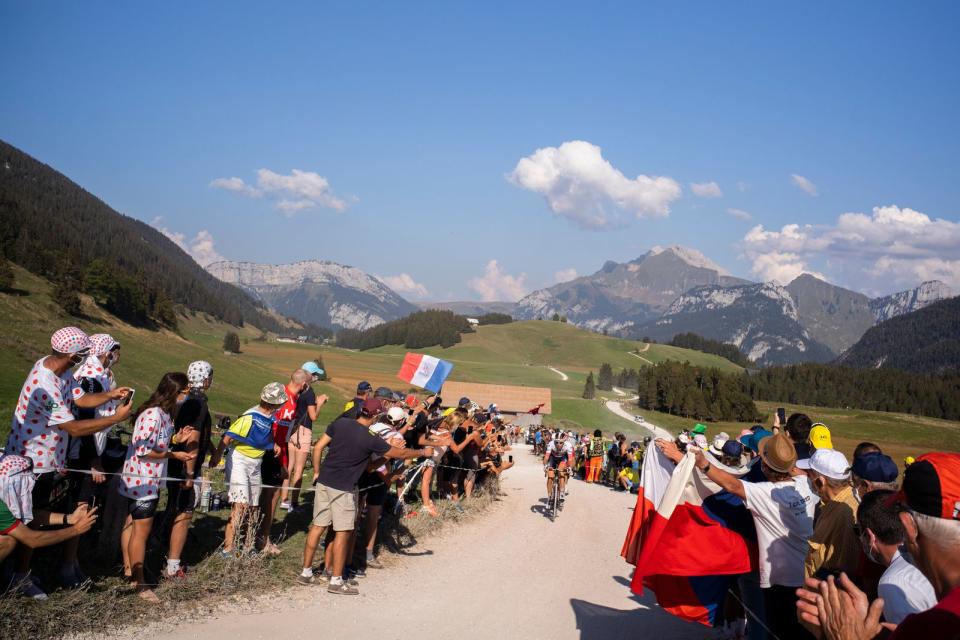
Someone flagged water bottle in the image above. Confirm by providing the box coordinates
[199,481,211,513]
[212,494,221,511]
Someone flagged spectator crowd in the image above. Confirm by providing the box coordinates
[0,326,514,602]
[646,411,959,640]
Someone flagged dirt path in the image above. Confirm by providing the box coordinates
[548,365,569,381]
[148,451,701,640]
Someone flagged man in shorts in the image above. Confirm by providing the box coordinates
[210,382,287,556]
[300,398,431,594]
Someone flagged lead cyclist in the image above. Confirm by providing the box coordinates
[543,431,574,501]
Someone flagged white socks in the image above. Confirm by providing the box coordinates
[166,559,181,575]
[329,576,343,586]
[301,568,313,578]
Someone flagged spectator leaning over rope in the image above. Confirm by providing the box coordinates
[5,327,133,600]
[118,372,195,602]
[280,361,328,512]
[0,454,99,565]
[162,360,214,579]
[209,382,288,557]
[797,453,960,640]
[300,398,430,594]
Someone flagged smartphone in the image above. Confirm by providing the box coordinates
[123,389,136,407]
[777,407,786,425]
[87,495,97,510]
[508,455,514,463]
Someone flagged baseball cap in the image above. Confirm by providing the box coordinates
[709,432,730,456]
[851,452,898,484]
[301,362,324,377]
[693,434,709,450]
[740,428,772,454]
[759,433,798,474]
[187,360,213,388]
[797,448,851,480]
[51,327,91,355]
[360,397,383,417]
[692,423,708,435]
[809,423,833,450]
[897,453,960,520]
[721,439,745,459]
[357,381,373,393]
[458,396,471,407]
[374,386,394,399]
[260,382,288,405]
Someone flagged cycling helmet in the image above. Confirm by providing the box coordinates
[385,406,407,424]
[301,361,324,378]
[88,333,119,356]
[51,327,90,355]
[187,360,214,388]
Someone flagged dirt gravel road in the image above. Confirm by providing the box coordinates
[150,448,703,640]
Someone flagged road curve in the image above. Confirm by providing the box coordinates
[144,450,701,640]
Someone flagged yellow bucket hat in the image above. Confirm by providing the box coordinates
[809,423,833,450]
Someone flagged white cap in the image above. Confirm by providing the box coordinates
[693,434,709,450]
[797,448,850,480]
[386,406,406,423]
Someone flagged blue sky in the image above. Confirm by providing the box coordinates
[3,2,959,300]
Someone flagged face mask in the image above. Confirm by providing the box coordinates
[860,532,881,565]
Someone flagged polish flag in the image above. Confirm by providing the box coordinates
[397,353,454,394]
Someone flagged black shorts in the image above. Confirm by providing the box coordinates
[32,471,74,514]
[358,471,388,507]
[261,451,283,487]
[126,496,159,520]
[166,481,197,514]
[547,455,568,470]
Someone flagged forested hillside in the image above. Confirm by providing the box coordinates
[836,296,960,374]
[0,140,292,331]
[668,332,752,367]
[740,364,960,421]
[336,310,474,350]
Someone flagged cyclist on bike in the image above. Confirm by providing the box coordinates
[543,430,574,501]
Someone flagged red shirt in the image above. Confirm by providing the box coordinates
[891,585,960,640]
[272,390,299,467]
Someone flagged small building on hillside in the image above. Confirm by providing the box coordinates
[439,381,552,416]
[466,317,480,326]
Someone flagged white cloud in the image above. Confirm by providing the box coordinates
[690,181,722,198]
[210,168,349,214]
[554,268,578,283]
[741,205,960,290]
[378,273,430,299]
[508,140,681,229]
[155,221,225,267]
[726,208,752,221]
[468,260,528,302]
[748,251,826,285]
[209,177,261,198]
[790,174,818,196]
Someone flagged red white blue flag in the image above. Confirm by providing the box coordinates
[622,446,757,627]
[397,353,454,394]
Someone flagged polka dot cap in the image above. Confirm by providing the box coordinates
[51,327,91,354]
[187,360,213,388]
[88,333,119,356]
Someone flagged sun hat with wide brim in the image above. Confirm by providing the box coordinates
[759,433,797,474]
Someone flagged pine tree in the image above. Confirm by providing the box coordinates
[223,331,241,354]
[582,372,596,399]
[597,363,614,390]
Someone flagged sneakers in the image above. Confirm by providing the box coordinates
[365,556,384,569]
[296,573,316,586]
[162,566,188,581]
[346,565,366,579]
[13,572,48,600]
[327,581,359,595]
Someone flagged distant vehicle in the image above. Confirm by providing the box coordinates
[633,415,645,423]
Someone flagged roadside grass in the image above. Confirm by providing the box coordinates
[0,469,505,640]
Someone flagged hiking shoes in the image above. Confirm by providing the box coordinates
[366,556,384,569]
[296,573,316,586]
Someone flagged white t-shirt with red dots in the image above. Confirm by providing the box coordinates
[118,407,174,502]
[5,357,86,472]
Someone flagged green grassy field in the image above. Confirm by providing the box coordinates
[1,264,957,460]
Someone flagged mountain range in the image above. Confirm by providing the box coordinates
[206,260,418,331]
[512,246,952,366]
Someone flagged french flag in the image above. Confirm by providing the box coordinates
[397,353,454,394]
[621,446,757,627]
